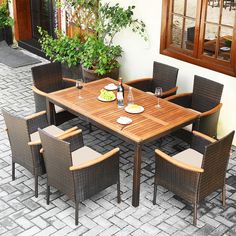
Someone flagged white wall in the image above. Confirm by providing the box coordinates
[108,0,236,144]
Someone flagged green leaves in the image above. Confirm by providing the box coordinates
[0,2,14,28]
[38,27,82,68]
[79,35,122,75]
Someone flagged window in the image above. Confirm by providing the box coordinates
[160,0,236,76]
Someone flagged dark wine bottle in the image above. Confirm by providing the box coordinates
[117,77,124,108]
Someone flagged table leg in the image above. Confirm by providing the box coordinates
[132,143,142,207]
[46,99,55,125]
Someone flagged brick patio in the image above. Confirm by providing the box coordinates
[0,49,236,236]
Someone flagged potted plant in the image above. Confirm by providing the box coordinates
[61,1,147,81]
[38,27,83,80]
[0,1,14,45]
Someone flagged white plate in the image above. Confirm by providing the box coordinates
[125,105,144,114]
[117,116,132,125]
[104,83,118,91]
[97,95,116,102]
[220,47,231,52]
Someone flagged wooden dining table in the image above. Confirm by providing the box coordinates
[46,78,200,207]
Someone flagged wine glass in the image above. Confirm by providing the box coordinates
[76,80,84,99]
[155,87,162,108]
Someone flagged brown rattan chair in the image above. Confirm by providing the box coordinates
[31,62,77,125]
[125,61,179,98]
[38,128,121,225]
[153,130,234,226]
[2,109,78,197]
[166,75,224,138]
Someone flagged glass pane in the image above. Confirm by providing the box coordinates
[206,1,220,23]
[173,0,185,15]
[183,19,196,51]
[218,26,233,61]
[203,23,218,57]
[222,4,236,26]
[186,0,198,17]
[171,15,183,48]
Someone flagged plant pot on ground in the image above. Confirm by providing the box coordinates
[60,1,147,82]
[0,1,13,45]
[79,35,122,82]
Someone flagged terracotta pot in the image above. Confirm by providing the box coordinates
[82,66,119,83]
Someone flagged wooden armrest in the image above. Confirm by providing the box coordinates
[28,126,80,146]
[200,103,222,118]
[155,149,204,173]
[125,77,152,85]
[32,86,48,97]
[70,147,120,171]
[25,111,47,120]
[63,77,77,83]
[192,131,217,143]
[162,86,178,97]
[58,129,82,140]
[165,92,192,101]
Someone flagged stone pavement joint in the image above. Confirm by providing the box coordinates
[0,52,236,235]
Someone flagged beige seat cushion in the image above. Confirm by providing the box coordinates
[30,125,64,142]
[183,124,193,132]
[172,148,203,168]
[72,146,101,166]
[55,105,64,113]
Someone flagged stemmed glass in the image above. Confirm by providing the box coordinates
[155,87,162,108]
[76,80,84,99]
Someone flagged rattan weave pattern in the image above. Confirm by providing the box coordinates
[151,61,179,93]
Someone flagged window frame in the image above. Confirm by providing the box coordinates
[160,0,236,77]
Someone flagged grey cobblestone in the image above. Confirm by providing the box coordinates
[0,51,236,235]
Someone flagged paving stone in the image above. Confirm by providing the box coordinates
[0,53,236,235]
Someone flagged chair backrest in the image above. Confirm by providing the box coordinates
[38,129,75,199]
[199,131,234,200]
[191,75,224,112]
[2,110,34,172]
[150,61,179,93]
[31,62,63,93]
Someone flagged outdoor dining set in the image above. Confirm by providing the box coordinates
[3,61,234,226]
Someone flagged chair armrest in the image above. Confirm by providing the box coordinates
[192,131,217,143]
[165,92,192,101]
[200,103,222,118]
[155,149,204,173]
[62,78,76,88]
[32,86,48,97]
[28,126,80,146]
[162,86,178,98]
[70,147,120,171]
[166,92,192,108]
[25,111,47,120]
[125,78,152,91]
[63,77,77,83]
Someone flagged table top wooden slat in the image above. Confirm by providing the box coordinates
[47,78,199,143]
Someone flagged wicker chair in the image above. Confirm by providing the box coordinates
[38,128,121,225]
[166,75,224,138]
[153,130,234,226]
[2,109,78,197]
[31,62,77,125]
[125,61,179,98]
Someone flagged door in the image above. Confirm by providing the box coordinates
[30,0,55,40]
